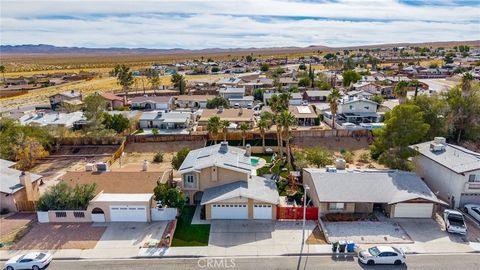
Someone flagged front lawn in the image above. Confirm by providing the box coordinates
[171,206,210,247]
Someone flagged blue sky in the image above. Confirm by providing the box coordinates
[1,0,479,49]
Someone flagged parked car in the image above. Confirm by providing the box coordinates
[464,204,480,223]
[4,252,52,270]
[444,209,467,235]
[358,246,406,265]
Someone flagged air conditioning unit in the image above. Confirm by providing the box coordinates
[85,163,94,171]
[430,143,445,152]
[434,137,446,145]
[96,162,109,172]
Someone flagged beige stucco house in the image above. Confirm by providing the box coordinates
[178,142,279,220]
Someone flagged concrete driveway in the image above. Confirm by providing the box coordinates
[325,221,412,244]
[394,218,474,253]
[208,220,316,247]
[94,222,168,249]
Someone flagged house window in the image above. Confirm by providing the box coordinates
[328,202,345,210]
[364,106,369,110]
[468,174,480,182]
[349,105,354,110]
[186,174,195,183]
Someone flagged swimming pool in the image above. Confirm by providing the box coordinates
[251,158,259,166]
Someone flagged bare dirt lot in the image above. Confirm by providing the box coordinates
[12,223,106,250]
[0,213,36,245]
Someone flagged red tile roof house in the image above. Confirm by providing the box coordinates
[99,92,127,110]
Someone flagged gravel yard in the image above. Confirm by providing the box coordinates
[325,221,412,244]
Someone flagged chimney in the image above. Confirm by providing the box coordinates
[19,171,36,201]
[143,160,149,171]
[245,144,251,157]
[219,141,228,153]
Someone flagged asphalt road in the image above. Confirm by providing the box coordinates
[39,254,480,270]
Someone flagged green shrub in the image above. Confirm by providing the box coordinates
[342,151,354,163]
[153,152,164,163]
[152,128,159,135]
[171,147,191,170]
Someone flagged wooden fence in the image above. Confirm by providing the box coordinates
[16,201,36,212]
[126,134,206,143]
[106,140,126,166]
[57,136,124,145]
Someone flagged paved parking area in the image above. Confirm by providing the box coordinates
[393,218,474,253]
[209,220,316,247]
[13,223,106,250]
[94,222,168,249]
[325,221,412,244]
[0,213,36,243]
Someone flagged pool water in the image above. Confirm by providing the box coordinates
[251,158,259,166]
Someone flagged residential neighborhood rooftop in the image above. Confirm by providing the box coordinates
[0,159,42,194]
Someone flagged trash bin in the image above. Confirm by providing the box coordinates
[332,242,339,252]
[347,241,355,252]
[338,240,347,253]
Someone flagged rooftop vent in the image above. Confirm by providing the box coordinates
[430,143,445,153]
[219,141,228,153]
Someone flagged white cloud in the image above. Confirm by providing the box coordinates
[1,0,479,48]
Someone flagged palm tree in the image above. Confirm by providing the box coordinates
[277,110,296,170]
[221,120,230,142]
[461,73,474,96]
[409,79,421,99]
[239,123,249,147]
[278,92,292,109]
[327,88,341,129]
[275,114,284,158]
[394,80,409,104]
[207,116,221,144]
[257,118,268,152]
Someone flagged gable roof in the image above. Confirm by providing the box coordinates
[0,159,42,194]
[131,96,173,104]
[100,92,123,101]
[411,141,480,174]
[304,169,445,205]
[200,176,279,205]
[179,142,252,174]
[199,109,254,122]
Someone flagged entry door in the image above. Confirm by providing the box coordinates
[110,205,148,222]
[211,204,248,219]
[253,204,272,219]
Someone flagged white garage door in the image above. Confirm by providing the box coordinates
[394,203,433,218]
[110,205,148,222]
[211,204,248,219]
[253,204,272,219]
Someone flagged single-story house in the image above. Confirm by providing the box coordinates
[175,95,216,109]
[303,169,446,218]
[99,92,127,110]
[19,111,85,128]
[229,96,254,108]
[130,95,174,111]
[219,87,246,100]
[49,90,82,110]
[262,105,318,126]
[198,108,255,128]
[0,160,41,212]
[216,77,244,87]
[303,90,330,102]
[59,169,173,222]
[138,111,194,129]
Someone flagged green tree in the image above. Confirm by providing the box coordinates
[0,65,5,82]
[221,120,230,141]
[299,63,307,70]
[171,73,187,94]
[371,95,384,105]
[408,94,448,140]
[37,182,97,211]
[207,116,222,144]
[394,80,410,104]
[253,88,264,101]
[246,55,253,62]
[305,147,334,168]
[83,94,106,132]
[153,183,186,209]
[260,63,269,72]
[239,123,249,147]
[171,147,191,170]
[14,135,49,170]
[324,53,336,60]
[111,65,134,96]
[327,89,342,129]
[342,70,361,87]
[145,68,161,91]
[277,110,296,170]
[103,113,130,133]
[298,77,310,87]
[211,67,220,73]
[206,96,229,109]
[370,105,430,170]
